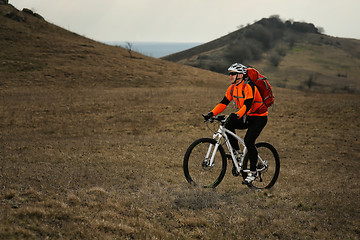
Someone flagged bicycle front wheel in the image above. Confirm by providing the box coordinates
[242,142,280,189]
[183,138,227,188]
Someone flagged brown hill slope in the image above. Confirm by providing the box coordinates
[0,4,225,88]
[163,16,360,93]
[1,4,360,239]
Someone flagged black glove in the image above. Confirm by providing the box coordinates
[202,112,214,121]
[228,113,240,122]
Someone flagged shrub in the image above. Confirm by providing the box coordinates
[225,39,263,64]
[245,24,272,49]
[269,52,282,67]
[291,22,319,33]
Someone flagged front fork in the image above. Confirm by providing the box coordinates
[204,142,220,168]
[203,132,223,167]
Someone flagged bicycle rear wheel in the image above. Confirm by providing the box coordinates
[242,142,280,189]
[183,138,227,188]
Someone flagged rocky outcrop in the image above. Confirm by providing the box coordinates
[22,8,44,20]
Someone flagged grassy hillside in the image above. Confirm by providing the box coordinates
[0,4,224,89]
[1,4,360,239]
[163,16,360,94]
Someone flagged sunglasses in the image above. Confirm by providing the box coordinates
[229,72,238,76]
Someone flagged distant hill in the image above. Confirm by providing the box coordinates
[0,3,224,88]
[163,16,360,93]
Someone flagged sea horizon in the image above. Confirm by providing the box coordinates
[104,41,202,58]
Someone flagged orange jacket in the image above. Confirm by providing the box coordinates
[211,80,267,118]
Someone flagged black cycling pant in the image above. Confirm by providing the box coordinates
[225,115,267,171]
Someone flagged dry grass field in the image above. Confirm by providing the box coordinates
[1,85,360,239]
[1,4,360,240]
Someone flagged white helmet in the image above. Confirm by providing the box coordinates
[228,63,247,74]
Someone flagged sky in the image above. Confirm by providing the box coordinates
[9,0,360,43]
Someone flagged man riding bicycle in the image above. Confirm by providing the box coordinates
[203,63,268,185]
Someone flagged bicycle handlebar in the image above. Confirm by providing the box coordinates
[203,115,227,123]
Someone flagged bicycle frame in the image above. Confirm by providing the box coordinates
[207,123,268,174]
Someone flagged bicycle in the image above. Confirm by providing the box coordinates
[183,115,280,189]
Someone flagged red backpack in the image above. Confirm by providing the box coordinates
[246,68,274,108]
